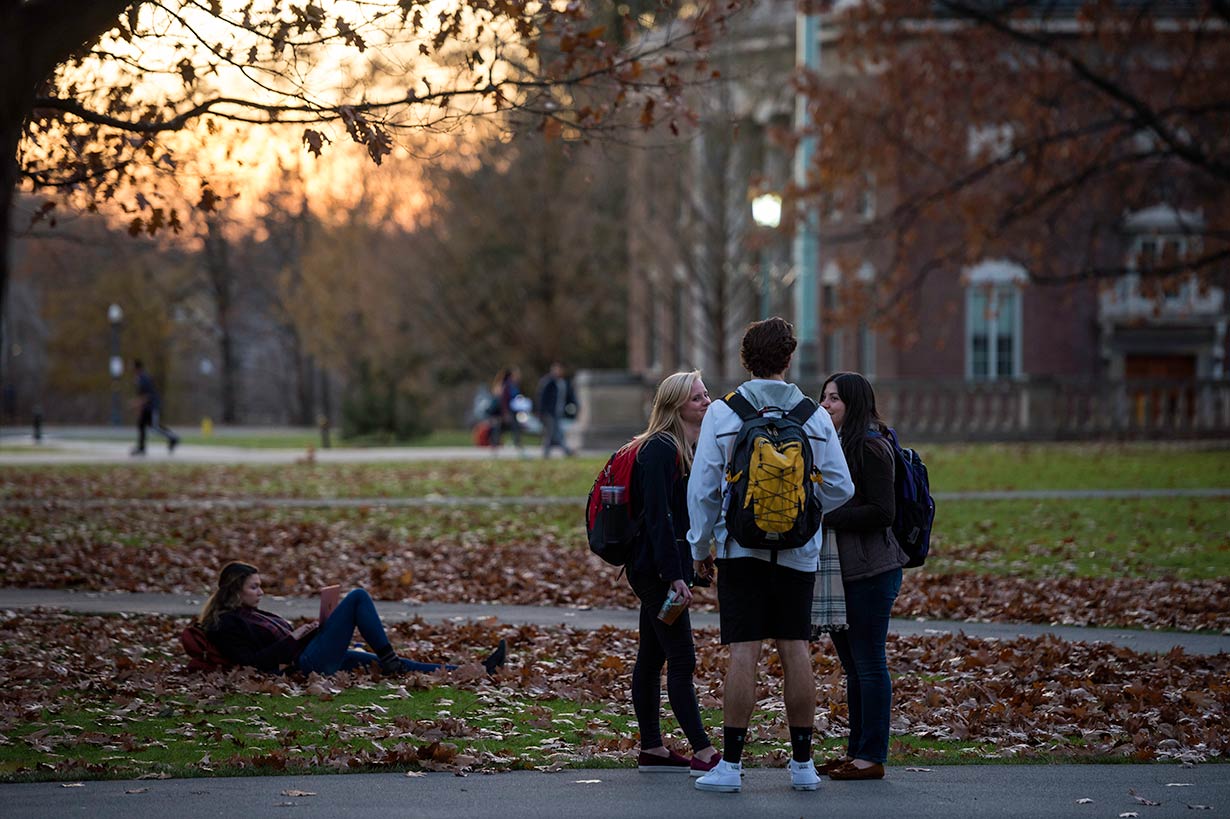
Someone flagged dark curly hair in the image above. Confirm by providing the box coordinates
[740,317,797,378]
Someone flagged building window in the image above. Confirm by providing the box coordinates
[966,286,1021,380]
[821,282,840,374]
[858,322,876,378]
[963,259,1027,381]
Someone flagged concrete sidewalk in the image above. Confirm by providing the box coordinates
[3,587,1226,656]
[2,763,1226,818]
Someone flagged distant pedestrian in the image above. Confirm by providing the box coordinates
[688,317,854,794]
[623,370,721,776]
[817,372,910,781]
[131,359,179,456]
[535,362,577,458]
[490,367,524,453]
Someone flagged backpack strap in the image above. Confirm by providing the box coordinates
[721,390,758,422]
[785,396,819,425]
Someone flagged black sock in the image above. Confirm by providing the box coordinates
[723,726,748,765]
[375,645,399,673]
[789,726,814,763]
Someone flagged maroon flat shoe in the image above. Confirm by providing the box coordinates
[818,756,852,775]
[828,761,885,780]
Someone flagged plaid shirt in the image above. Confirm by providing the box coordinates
[811,529,848,634]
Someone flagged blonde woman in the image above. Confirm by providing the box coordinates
[625,371,721,775]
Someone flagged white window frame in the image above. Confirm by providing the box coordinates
[964,260,1026,381]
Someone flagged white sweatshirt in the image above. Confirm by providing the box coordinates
[686,379,854,573]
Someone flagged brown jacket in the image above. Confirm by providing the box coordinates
[823,433,909,582]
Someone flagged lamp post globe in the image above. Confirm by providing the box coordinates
[108,304,123,426]
[751,194,782,318]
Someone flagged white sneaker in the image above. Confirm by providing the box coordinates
[694,759,742,793]
[789,759,821,791]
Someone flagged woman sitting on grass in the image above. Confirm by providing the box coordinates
[200,561,506,677]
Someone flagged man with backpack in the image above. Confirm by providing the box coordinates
[687,317,854,794]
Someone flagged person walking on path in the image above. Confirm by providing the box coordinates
[131,359,179,456]
[622,370,722,776]
[200,561,506,676]
[687,317,854,794]
[817,372,910,781]
[535,362,577,458]
[490,367,525,453]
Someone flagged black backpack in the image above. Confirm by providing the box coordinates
[872,428,935,568]
[720,391,823,552]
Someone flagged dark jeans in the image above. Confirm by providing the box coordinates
[540,415,571,457]
[829,567,902,764]
[627,569,711,753]
[136,406,176,451]
[296,589,449,675]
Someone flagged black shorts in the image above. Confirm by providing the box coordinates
[715,557,814,644]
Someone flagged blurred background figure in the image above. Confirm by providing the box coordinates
[535,362,577,458]
[131,359,179,456]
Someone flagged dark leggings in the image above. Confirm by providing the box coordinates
[627,569,711,753]
[296,589,450,675]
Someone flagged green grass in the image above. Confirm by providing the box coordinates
[930,497,1230,580]
[924,442,1230,491]
[0,686,625,780]
[0,684,1147,783]
[3,442,1226,498]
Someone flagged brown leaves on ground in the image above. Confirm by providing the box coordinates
[0,609,1226,780]
[1,504,1226,632]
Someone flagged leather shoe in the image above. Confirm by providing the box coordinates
[817,756,851,775]
[828,761,885,780]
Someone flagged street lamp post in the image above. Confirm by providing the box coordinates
[751,193,783,318]
[793,9,821,383]
[108,304,123,426]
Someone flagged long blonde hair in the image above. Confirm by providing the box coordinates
[198,561,258,629]
[630,370,703,471]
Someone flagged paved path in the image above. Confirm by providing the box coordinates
[3,588,1226,656]
[2,764,1227,818]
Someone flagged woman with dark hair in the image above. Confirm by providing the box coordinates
[625,371,721,776]
[200,562,506,676]
[818,372,909,781]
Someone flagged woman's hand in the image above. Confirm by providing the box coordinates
[292,621,319,640]
[671,578,692,607]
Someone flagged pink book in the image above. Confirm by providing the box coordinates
[318,585,340,623]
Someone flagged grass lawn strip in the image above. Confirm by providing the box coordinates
[1,443,1227,500]
[0,611,1225,782]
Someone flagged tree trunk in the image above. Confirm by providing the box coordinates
[2,0,134,365]
[204,218,239,423]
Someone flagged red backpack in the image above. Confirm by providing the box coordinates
[584,441,642,566]
[180,623,234,672]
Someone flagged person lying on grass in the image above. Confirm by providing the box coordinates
[200,561,506,677]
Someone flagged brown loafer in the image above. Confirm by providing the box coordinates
[817,756,852,775]
[828,761,885,780]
